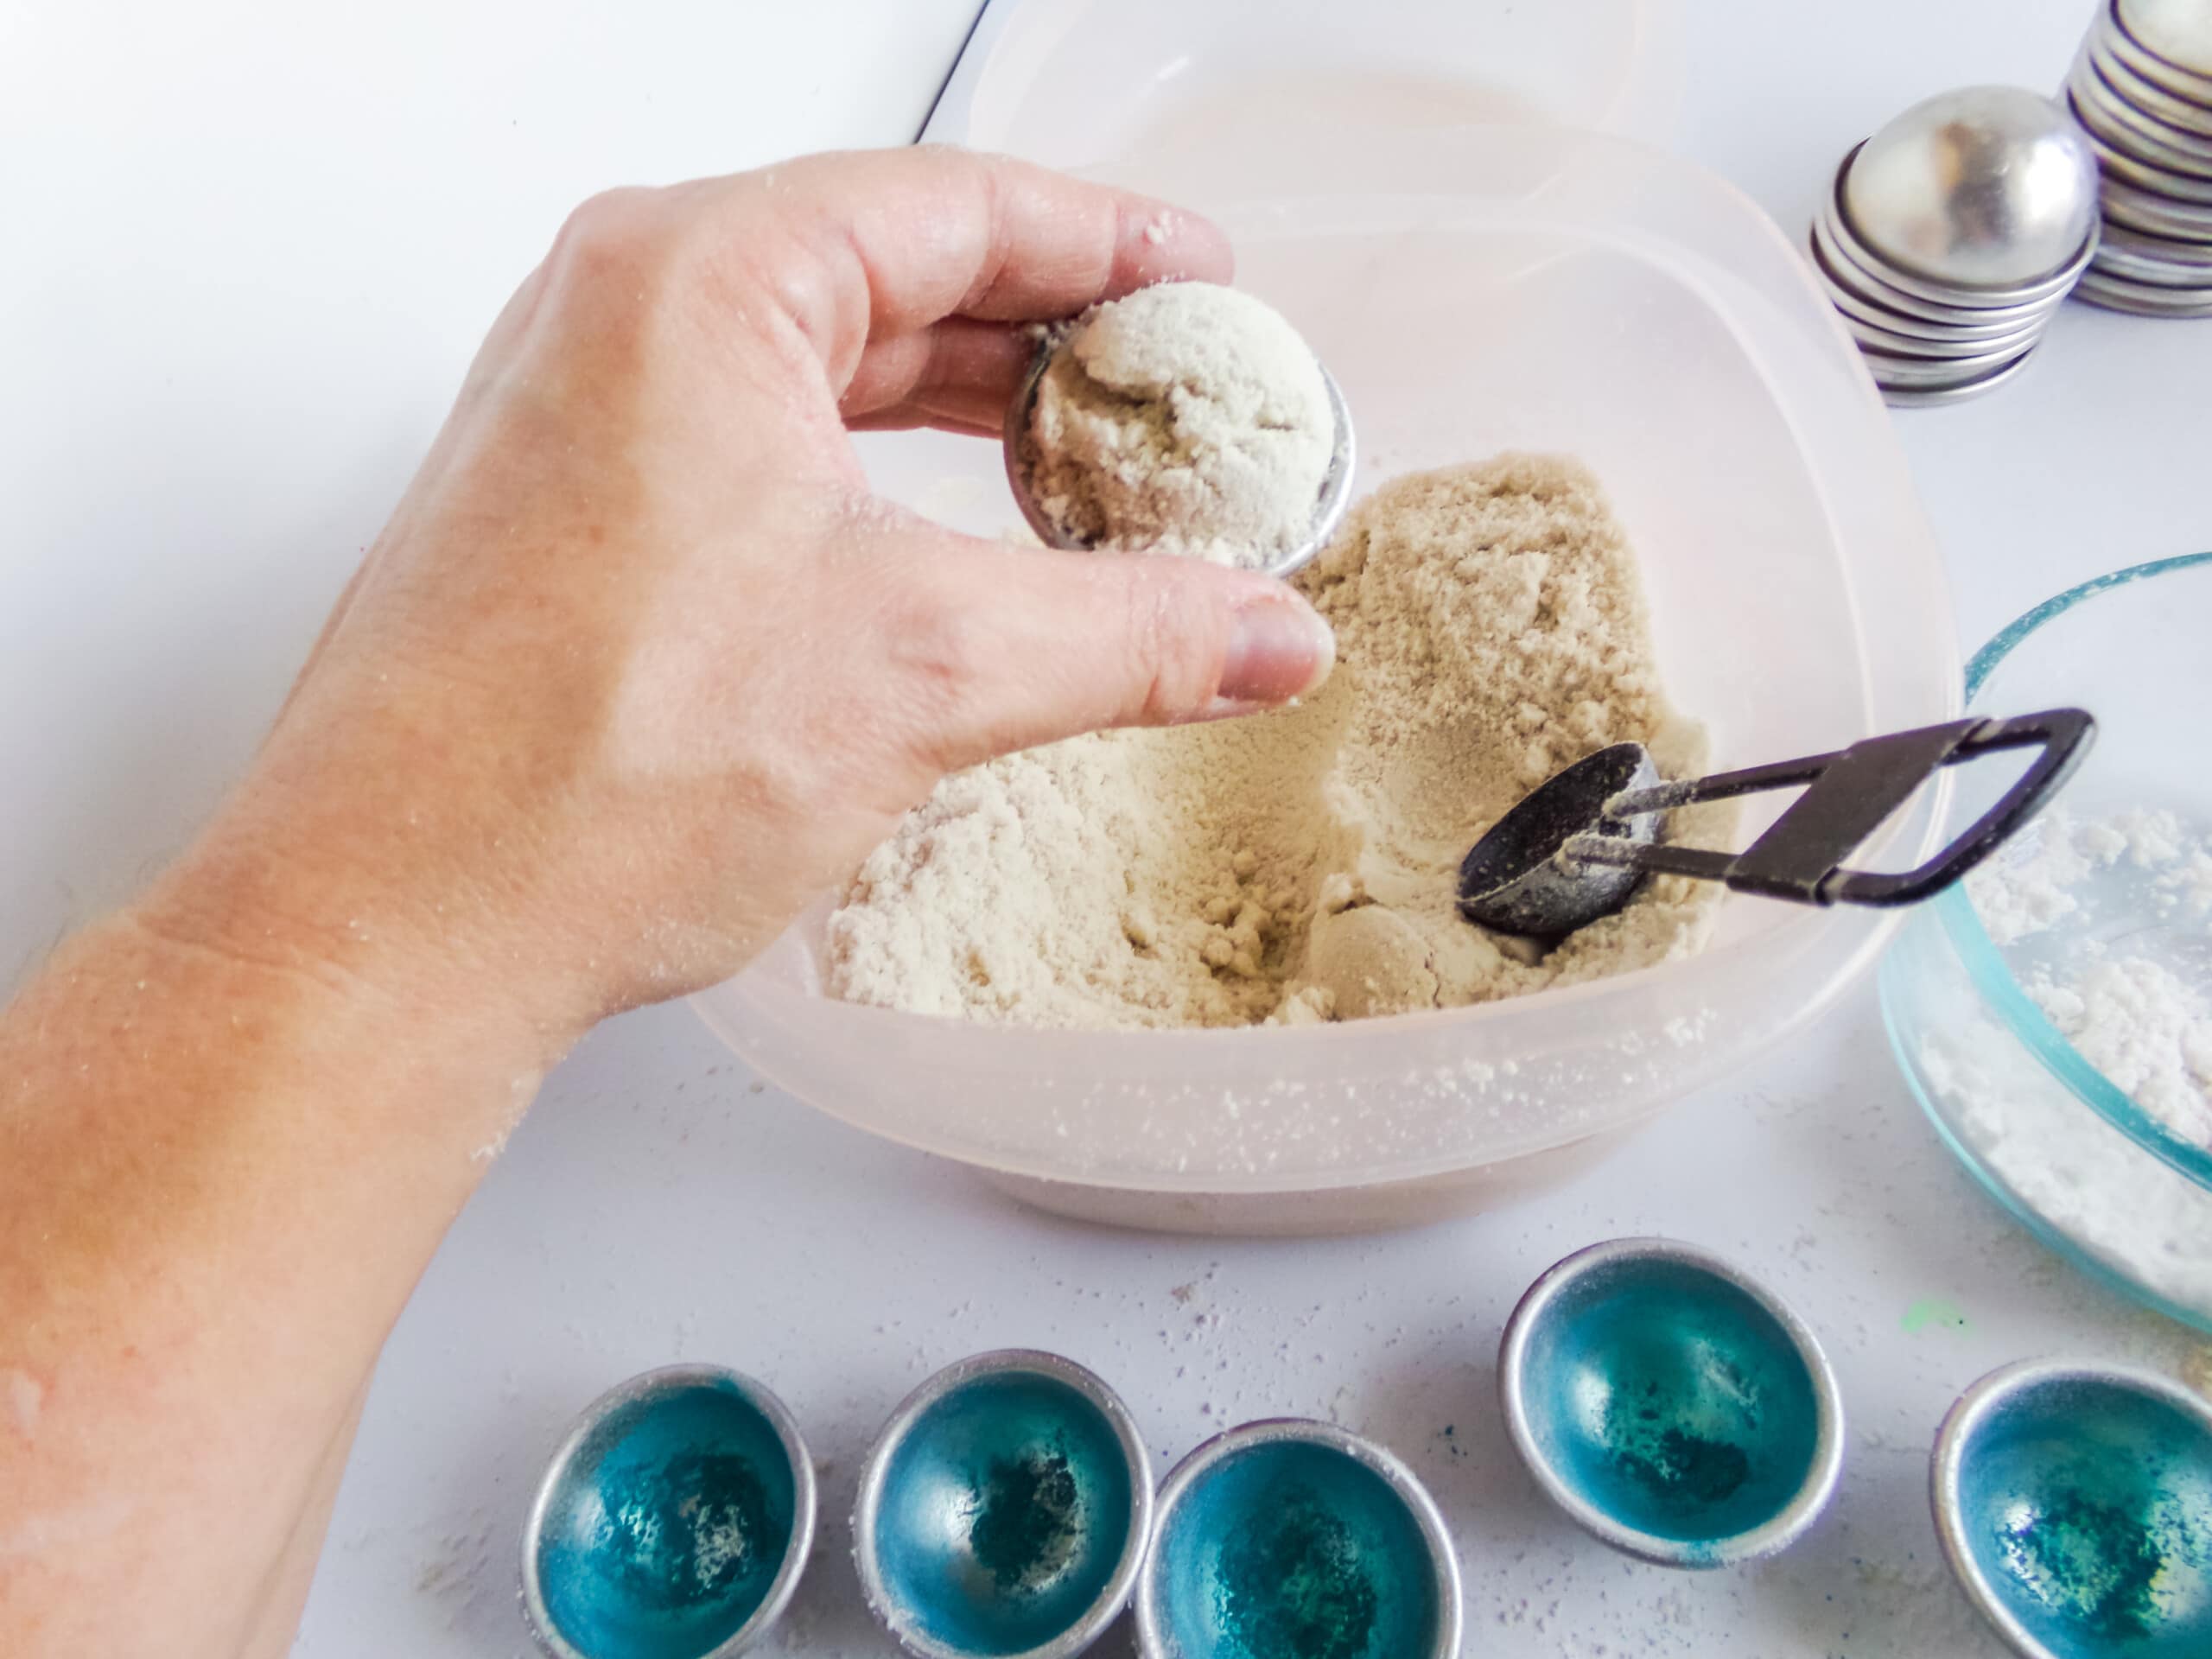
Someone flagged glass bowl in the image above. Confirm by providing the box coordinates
[693,124,1958,1234]
[1882,555,2212,1331]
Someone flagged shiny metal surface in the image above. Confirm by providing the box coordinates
[1497,1239,1845,1569]
[1878,349,2041,406]
[1857,342,2037,391]
[2098,168,2212,237]
[1812,240,2069,336]
[2077,264,2212,312]
[520,1365,817,1659]
[1842,87,2102,288]
[2088,27,2212,137]
[1842,308,2047,358]
[1811,213,2075,327]
[851,1349,1152,1659]
[2079,120,2212,201]
[1004,337,1357,581]
[2067,58,2212,179]
[1135,1418,1462,1659]
[2109,0,2212,100]
[2097,217,2212,268]
[2120,0,2212,79]
[1930,1357,2212,1659]
[1826,148,2097,307]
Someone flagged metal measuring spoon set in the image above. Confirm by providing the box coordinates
[2068,0,2212,314]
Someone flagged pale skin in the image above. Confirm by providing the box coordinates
[0,149,1335,1656]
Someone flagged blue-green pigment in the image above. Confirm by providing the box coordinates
[1997,1487,2170,1641]
[598,1450,775,1605]
[969,1440,1082,1594]
[1217,1484,1379,1659]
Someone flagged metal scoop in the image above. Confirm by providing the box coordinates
[1458,709,2096,939]
[1002,334,1358,581]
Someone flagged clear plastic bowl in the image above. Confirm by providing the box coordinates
[693,126,1958,1234]
[1882,555,2212,1331]
[931,0,1687,162]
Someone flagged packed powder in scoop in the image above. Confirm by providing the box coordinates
[826,454,1726,1029]
[1025,281,1335,569]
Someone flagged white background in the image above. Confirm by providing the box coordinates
[4,1,2209,1654]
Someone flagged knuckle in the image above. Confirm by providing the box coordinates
[882,581,995,712]
[546,188,676,296]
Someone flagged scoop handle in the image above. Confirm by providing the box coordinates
[1566,709,2095,907]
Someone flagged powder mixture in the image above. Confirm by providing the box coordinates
[1920,805,2212,1309]
[827,454,1725,1029]
[1024,281,1335,568]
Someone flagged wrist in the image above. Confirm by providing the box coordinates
[131,802,583,1079]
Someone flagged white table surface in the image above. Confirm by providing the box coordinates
[4,2,2209,1654]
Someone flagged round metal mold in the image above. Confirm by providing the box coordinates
[2075,264,2212,314]
[1811,238,2069,338]
[522,1366,817,1659]
[1878,349,2044,405]
[1498,1239,1845,1568]
[2119,0,2212,85]
[1879,349,2043,405]
[2096,216,2212,266]
[1843,87,2103,289]
[2096,168,2212,238]
[1931,1357,2212,1659]
[852,1350,1153,1659]
[2078,120,2212,203]
[1003,332,1357,582]
[1858,340,2041,391]
[1135,1417,1462,1659]
[1810,212,2076,329]
[2090,228,2212,284]
[1825,148,2099,308]
[1841,308,2049,359]
[2067,56,2212,180]
[2087,25,2212,138]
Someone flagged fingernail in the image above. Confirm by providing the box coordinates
[1217,590,1336,707]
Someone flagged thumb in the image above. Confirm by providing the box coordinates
[872,531,1338,772]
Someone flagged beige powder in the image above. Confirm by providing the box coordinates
[827,454,1725,1028]
[1025,281,1335,568]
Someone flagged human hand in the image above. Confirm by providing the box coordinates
[141,147,1336,1049]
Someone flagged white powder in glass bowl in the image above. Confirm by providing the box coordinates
[1924,807,2212,1309]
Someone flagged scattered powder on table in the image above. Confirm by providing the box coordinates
[1024,280,1335,568]
[826,454,1725,1029]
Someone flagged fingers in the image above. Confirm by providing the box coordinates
[725,147,1232,399]
[858,524,1336,775]
[837,315,1033,431]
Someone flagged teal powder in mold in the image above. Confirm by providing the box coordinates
[598,1450,776,1606]
[969,1440,1084,1594]
[1606,1379,1752,1509]
[1217,1485,1380,1659]
[1996,1486,2171,1641]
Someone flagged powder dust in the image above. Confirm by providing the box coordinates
[1025,281,1335,568]
[827,454,1725,1029]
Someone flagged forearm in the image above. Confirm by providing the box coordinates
[0,893,555,1655]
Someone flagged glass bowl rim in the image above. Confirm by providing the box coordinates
[1930,550,2212,1194]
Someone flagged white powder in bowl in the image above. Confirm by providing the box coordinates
[1924,807,2212,1310]
[1024,282,1336,568]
